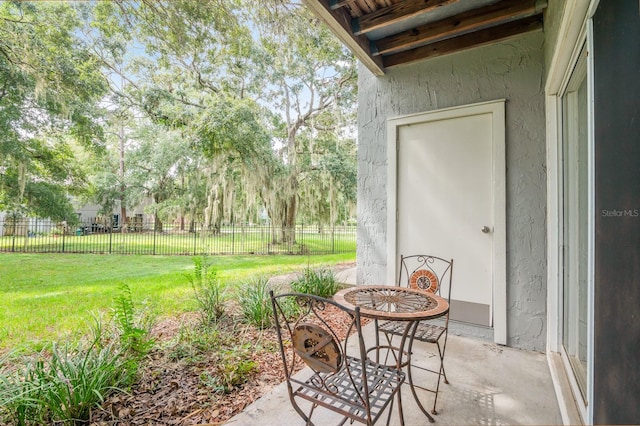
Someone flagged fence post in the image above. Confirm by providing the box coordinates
[193,223,197,256]
[61,218,66,253]
[300,222,304,254]
[11,215,16,252]
[109,222,113,254]
[332,224,335,254]
[232,222,235,255]
[153,214,157,255]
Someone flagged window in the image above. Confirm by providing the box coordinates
[561,45,589,405]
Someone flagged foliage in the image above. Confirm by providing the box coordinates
[0,315,142,425]
[236,276,273,329]
[0,2,108,220]
[1,1,357,234]
[167,324,224,364]
[206,346,257,393]
[187,256,228,325]
[168,324,257,394]
[290,266,340,298]
[251,3,358,238]
[85,1,356,235]
[112,283,155,357]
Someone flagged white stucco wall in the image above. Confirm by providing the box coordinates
[357,31,547,350]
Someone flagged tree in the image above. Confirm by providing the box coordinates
[252,4,357,242]
[107,1,358,242]
[297,132,357,228]
[94,1,278,233]
[5,0,358,245]
[0,2,107,221]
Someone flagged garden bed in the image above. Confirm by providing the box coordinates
[89,263,358,425]
[90,305,359,425]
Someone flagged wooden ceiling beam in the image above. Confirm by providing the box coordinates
[330,0,365,17]
[330,0,357,10]
[303,0,385,75]
[354,0,461,36]
[383,14,543,68]
[374,0,544,56]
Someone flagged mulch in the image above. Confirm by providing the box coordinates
[89,315,285,425]
[90,263,359,425]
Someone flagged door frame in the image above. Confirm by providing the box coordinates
[386,99,507,344]
[545,1,599,423]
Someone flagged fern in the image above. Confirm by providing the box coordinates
[112,284,154,357]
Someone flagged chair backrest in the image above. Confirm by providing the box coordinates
[270,291,371,412]
[397,255,454,304]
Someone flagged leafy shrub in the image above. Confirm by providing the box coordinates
[187,256,227,325]
[290,266,339,298]
[236,276,272,329]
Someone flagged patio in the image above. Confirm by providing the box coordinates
[226,268,563,425]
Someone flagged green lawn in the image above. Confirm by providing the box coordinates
[0,252,355,350]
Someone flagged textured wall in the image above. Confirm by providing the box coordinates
[357,31,547,350]
[543,0,564,78]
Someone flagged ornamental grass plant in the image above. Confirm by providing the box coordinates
[290,265,340,298]
[0,286,154,426]
[236,276,273,329]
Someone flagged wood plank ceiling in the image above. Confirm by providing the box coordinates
[303,0,547,75]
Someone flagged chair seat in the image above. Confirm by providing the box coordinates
[292,355,405,423]
[379,320,446,344]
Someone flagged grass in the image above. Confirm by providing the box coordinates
[0,252,355,350]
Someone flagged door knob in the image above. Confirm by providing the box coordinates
[481,226,491,233]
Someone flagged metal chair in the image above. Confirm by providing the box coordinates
[270,291,406,425]
[377,255,453,416]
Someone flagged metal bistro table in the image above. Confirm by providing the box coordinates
[334,285,449,423]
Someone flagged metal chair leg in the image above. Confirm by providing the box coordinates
[431,341,448,415]
[438,341,449,385]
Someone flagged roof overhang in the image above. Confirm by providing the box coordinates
[303,0,547,76]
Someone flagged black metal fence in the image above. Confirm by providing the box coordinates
[0,217,356,256]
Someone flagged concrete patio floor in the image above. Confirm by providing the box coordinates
[226,267,562,425]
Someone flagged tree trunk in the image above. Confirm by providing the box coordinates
[214,191,224,235]
[119,114,127,232]
[120,205,127,233]
[283,193,296,243]
[153,194,164,233]
[155,215,163,233]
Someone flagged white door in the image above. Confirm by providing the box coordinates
[387,100,506,344]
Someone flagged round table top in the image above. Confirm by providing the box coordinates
[334,285,449,321]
